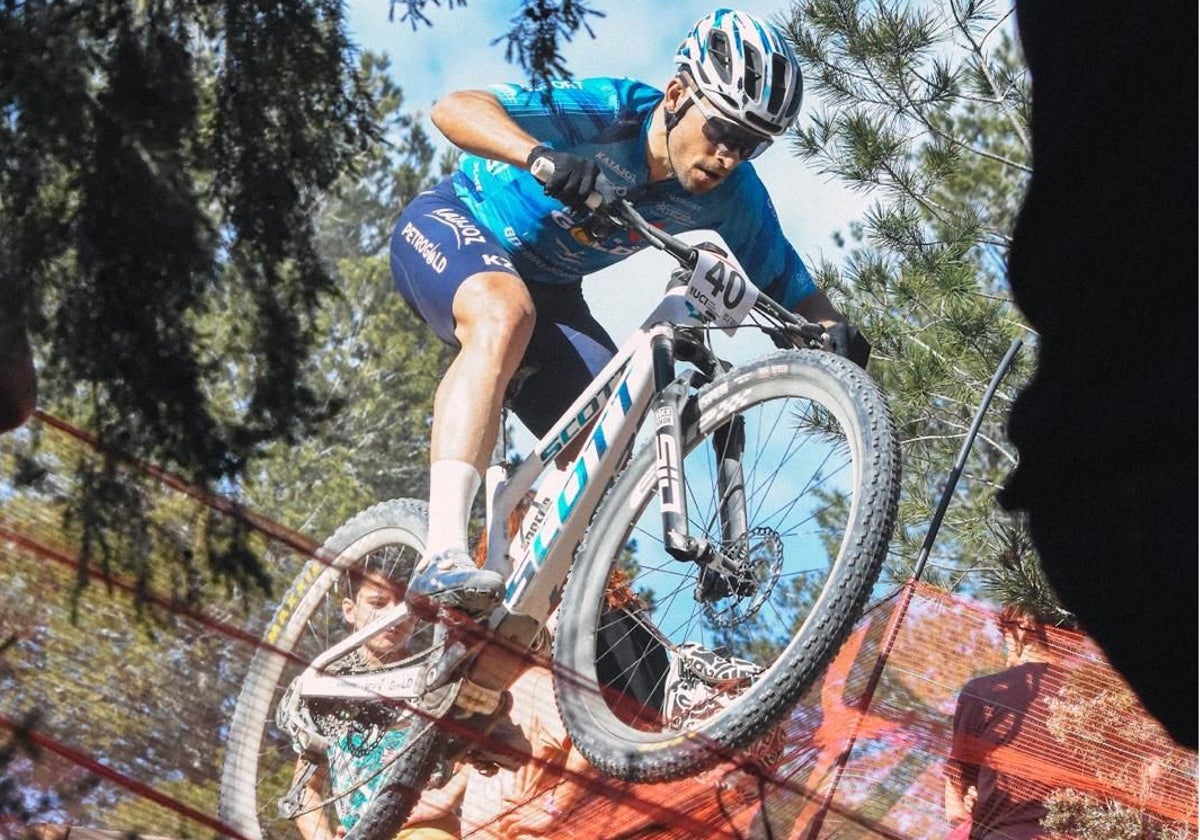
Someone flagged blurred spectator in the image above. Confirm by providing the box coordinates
[944,605,1061,840]
[999,0,1195,748]
[291,560,462,840]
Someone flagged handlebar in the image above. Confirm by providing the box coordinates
[529,157,699,270]
[608,195,824,346]
[529,155,825,347]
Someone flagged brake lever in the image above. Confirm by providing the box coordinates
[766,322,826,350]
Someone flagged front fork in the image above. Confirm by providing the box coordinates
[650,329,748,563]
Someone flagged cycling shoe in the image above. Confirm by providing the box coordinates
[406,548,504,618]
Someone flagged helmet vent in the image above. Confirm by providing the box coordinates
[706,30,734,85]
[767,53,789,116]
[675,9,804,136]
[744,45,764,100]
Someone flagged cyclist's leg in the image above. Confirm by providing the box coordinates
[412,269,535,607]
[389,180,530,612]
[505,281,617,440]
[435,270,536,475]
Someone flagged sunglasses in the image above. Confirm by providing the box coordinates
[685,88,773,160]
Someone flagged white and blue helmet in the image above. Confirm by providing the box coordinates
[675,8,804,137]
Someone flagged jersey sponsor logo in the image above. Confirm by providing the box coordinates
[482,253,515,271]
[551,234,586,265]
[426,208,488,249]
[596,151,636,183]
[549,209,639,257]
[652,199,702,226]
[511,243,559,276]
[549,207,583,228]
[400,221,448,273]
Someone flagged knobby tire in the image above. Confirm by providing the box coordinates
[553,350,901,782]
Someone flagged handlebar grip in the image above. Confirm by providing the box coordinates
[529,157,604,211]
[530,156,696,269]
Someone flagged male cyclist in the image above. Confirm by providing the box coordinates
[390,8,864,616]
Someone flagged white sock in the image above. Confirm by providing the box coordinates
[424,459,482,561]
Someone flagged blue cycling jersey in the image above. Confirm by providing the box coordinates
[450,77,817,310]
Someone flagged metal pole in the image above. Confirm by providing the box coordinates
[912,338,1023,581]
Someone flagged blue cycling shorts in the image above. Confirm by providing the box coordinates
[389,178,618,437]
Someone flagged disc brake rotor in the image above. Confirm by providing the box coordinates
[699,526,783,629]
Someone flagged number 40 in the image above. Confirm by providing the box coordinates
[705,261,746,309]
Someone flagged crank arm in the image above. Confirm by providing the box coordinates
[308,599,419,672]
[421,608,492,692]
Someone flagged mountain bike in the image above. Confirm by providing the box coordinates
[218,181,901,840]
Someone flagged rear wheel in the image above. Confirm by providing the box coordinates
[342,725,445,840]
[553,351,900,781]
[219,499,439,840]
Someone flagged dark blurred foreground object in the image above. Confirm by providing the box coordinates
[0,317,36,433]
[1000,0,1196,748]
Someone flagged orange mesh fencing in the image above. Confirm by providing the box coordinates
[1,413,1196,839]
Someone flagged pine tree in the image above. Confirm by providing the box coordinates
[208,52,453,543]
[0,1,603,604]
[785,0,1064,614]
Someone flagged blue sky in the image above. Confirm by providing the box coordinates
[344,1,871,338]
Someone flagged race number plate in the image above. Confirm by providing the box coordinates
[685,249,759,335]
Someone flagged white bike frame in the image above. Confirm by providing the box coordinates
[288,224,806,712]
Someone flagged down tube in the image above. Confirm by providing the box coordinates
[503,344,656,624]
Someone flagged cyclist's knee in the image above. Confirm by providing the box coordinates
[453,272,536,352]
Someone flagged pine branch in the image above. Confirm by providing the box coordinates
[949,0,1031,152]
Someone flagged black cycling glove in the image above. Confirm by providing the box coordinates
[821,322,872,369]
[527,145,600,211]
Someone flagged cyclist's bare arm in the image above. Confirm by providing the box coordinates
[291,759,340,840]
[431,90,541,169]
[794,289,844,328]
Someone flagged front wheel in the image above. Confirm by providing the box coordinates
[553,351,900,782]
